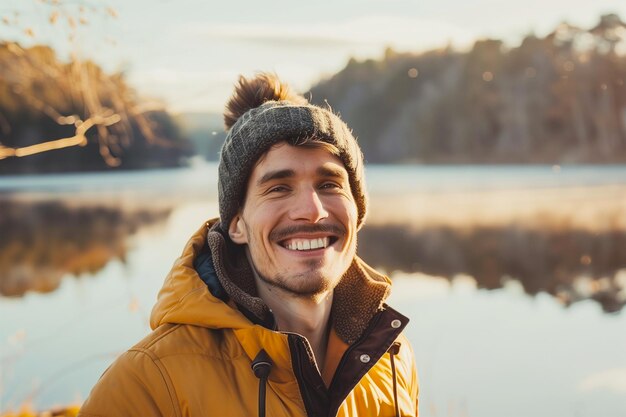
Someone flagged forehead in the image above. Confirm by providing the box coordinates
[251,142,347,177]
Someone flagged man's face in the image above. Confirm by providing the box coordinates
[228,142,358,298]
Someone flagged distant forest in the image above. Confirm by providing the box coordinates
[2,14,626,172]
[308,14,626,163]
[0,43,191,174]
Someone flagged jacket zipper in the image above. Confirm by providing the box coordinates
[287,333,329,417]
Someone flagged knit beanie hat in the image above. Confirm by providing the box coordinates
[218,73,367,233]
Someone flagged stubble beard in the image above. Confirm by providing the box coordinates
[256,259,336,299]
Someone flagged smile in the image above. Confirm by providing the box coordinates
[281,236,338,251]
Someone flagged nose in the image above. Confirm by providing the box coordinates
[289,188,329,223]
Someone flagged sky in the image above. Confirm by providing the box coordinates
[2,0,626,113]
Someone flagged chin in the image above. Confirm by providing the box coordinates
[267,269,337,298]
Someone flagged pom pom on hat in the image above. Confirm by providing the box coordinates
[224,73,307,130]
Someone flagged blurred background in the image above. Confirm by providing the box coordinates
[1,1,626,416]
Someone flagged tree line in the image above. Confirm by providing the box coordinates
[309,14,626,163]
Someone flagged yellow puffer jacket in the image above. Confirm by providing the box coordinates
[78,220,419,417]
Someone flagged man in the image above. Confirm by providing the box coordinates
[78,73,419,417]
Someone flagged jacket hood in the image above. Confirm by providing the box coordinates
[150,220,256,331]
[151,218,393,345]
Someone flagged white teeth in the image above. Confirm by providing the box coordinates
[285,237,330,251]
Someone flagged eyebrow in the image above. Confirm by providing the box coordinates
[256,169,295,187]
[317,165,347,179]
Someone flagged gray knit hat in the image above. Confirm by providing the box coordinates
[218,100,367,233]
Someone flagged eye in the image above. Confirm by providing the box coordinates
[320,181,341,190]
[268,185,289,193]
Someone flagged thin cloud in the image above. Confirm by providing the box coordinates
[579,368,626,394]
[185,16,475,52]
[201,31,363,48]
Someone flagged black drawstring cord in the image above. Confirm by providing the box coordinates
[388,342,401,417]
[252,349,273,417]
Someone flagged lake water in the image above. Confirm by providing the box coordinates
[1,164,625,417]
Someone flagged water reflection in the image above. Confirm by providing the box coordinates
[358,224,626,313]
[2,196,625,314]
[0,199,171,297]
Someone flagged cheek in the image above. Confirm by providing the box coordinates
[243,210,277,248]
[333,198,358,228]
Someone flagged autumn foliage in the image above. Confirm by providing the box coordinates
[0,43,191,173]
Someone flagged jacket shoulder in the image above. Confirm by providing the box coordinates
[132,322,246,361]
[79,324,243,417]
[78,342,180,417]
